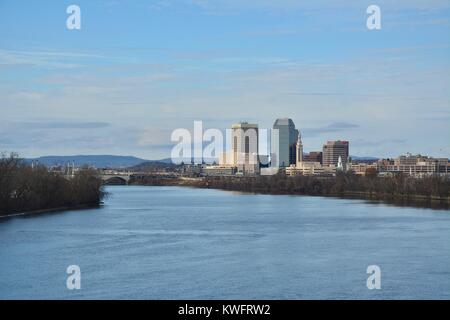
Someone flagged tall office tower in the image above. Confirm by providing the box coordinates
[271,118,299,167]
[231,122,259,174]
[296,131,303,166]
[322,140,349,168]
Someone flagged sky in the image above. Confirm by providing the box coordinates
[0,0,449,159]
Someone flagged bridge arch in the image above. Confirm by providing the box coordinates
[103,176,128,185]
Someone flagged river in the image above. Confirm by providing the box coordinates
[1,186,449,299]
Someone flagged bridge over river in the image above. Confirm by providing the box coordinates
[99,172,179,185]
[100,173,132,185]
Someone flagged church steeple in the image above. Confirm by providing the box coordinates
[296,131,303,165]
[337,156,343,171]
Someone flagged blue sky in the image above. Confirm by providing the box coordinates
[0,0,449,159]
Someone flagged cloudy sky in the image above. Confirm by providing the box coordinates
[0,0,449,159]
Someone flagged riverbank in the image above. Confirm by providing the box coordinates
[0,203,101,219]
[129,174,450,210]
[0,153,107,217]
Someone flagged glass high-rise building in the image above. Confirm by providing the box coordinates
[271,118,299,167]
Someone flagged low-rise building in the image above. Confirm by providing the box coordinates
[202,165,237,176]
[181,164,203,177]
[349,163,378,176]
[376,154,450,177]
[286,162,336,176]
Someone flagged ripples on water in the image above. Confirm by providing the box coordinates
[0,186,449,299]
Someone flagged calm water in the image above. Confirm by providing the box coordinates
[1,186,449,299]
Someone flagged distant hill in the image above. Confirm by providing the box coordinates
[25,154,379,169]
[157,157,219,164]
[155,158,175,164]
[350,156,379,161]
[26,155,149,168]
[128,160,178,171]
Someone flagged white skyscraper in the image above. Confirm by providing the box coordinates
[231,122,259,175]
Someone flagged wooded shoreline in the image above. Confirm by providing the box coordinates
[129,174,450,210]
[0,153,106,217]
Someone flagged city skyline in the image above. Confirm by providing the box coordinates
[0,0,449,159]
[4,116,449,162]
[1,1,450,304]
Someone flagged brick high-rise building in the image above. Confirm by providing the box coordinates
[303,151,323,164]
[322,140,349,168]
